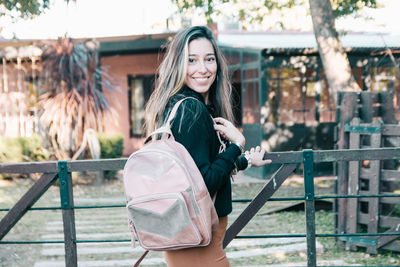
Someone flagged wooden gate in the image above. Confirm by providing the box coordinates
[336,91,400,253]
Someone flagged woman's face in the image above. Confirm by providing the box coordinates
[185,38,217,101]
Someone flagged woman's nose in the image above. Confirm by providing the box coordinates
[197,60,207,73]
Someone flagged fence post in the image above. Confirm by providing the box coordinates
[303,149,316,267]
[58,160,78,267]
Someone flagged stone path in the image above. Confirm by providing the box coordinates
[30,194,356,267]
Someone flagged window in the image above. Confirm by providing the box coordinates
[242,68,260,124]
[230,69,242,125]
[315,69,335,122]
[369,67,397,92]
[223,49,240,66]
[267,67,335,125]
[128,75,154,137]
[243,51,258,64]
[369,67,400,120]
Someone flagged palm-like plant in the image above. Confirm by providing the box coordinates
[39,38,114,159]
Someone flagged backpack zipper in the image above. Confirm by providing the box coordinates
[127,192,185,207]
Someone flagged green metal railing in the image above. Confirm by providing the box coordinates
[1,147,400,266]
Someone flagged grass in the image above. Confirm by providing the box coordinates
[0,174,400,266]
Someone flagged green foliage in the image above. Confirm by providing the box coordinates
[0,0,72,20]
[172,0,297,24]
[391,204,400,217]
[97,133,124,159]
[0,137,22,162]
[171,0,379,26]
[0,0,50,19]
[16,135,51,161]
[0,135,50,163]
[96,133,124,179]
[332,0,377,18]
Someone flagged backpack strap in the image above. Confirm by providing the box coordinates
[216,128,226,153]
[145,97,194,144]
[147,96,226,152]
[133,250,149,267]
[164,97,197,128]
[144,126,172,144]
[166,97,226,151]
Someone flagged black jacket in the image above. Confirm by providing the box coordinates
[164,88,246,217]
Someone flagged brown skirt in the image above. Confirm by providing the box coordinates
[163,216,230,267]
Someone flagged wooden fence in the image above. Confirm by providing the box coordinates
[334,91,398,251]
[339,117,400,253]
[1,149,400,266]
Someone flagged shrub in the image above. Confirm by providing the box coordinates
[16,135,51,161]
[0,137,23,162]
[97,132,124,158]
[0,135,50,163]
[96,132,124,179]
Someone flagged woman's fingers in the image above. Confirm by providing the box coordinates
[214,117,229,124]
[213,118,245,145]
[214,117,236,129]
[259,148,272,164]
[247,146,272,167]
[213,125,226,137]
[213,124,223,132]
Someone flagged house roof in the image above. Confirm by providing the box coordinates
[217,30,400,50]
[0,32,175,59]
[1,30,399,59]
[97,32,175,55]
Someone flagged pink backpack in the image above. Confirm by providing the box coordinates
[123,97,219,254]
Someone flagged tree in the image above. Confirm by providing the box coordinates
[171,0,298,29]
[39,38,114,159]
[171,0,377,28]
[309,0,362,95]
[171,0,379,97]
[0,0,71,20]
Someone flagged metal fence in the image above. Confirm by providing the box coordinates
[1,147,400,266]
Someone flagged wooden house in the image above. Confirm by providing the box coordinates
[97,30,400,177]
[1,30,399,178]
[217,31,400,176]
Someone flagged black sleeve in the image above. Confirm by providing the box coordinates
[235,155,248,171]
[170,99,241,197]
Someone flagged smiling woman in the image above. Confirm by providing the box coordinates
[141,26,272,267]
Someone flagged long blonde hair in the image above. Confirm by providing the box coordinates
[144,26,234,135]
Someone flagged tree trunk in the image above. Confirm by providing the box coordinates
[309,0,361,98]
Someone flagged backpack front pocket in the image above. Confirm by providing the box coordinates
[127,193,202,250]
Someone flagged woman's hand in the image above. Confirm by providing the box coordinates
[213,117,245,146]
[245,146,272,167]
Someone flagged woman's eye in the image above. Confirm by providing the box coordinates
[188,58,195,63]
[207,57,216,62]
